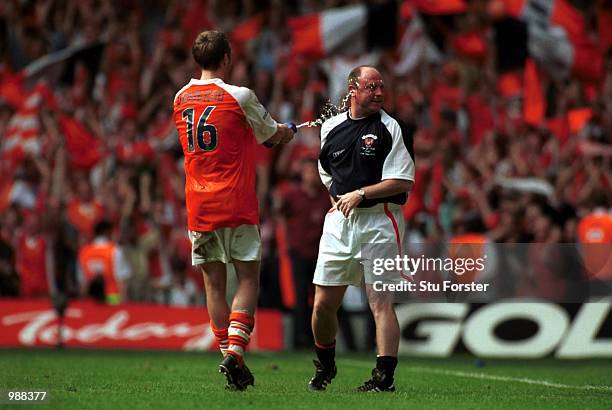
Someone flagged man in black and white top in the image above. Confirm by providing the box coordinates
[308,66,415,393]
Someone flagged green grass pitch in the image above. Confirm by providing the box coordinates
[1,349,610,409]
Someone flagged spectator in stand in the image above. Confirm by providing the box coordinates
[15,210,56,298]
[0,0,609,310]
[275,154,330,348]
[78,220,131,304]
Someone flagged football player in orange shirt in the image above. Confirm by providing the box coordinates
[173,31,295,390]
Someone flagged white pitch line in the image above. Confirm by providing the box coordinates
[339,359,612,393]
[410,367,612,393]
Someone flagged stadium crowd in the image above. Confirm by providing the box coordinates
[0,0,610,331]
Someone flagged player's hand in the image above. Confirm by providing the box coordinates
[279,122,296,144]
[335,190,363,217]
[263,122,296,147]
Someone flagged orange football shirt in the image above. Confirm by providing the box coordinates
[173,78,277,232]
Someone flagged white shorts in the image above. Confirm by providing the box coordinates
[313,203,405,287]
[189,224,261,265]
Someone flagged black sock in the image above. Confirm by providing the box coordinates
[315,341,336,369]
[376,356,398,383]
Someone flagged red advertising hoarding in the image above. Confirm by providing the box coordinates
[0,299,283,351]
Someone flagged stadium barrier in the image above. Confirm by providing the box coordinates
[2,299,610,358]
[0,299,283,351]
[397,300,612,358]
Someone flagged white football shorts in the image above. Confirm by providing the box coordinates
[313,203,405,286]
[189,224,261,265]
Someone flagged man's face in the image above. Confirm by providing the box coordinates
[350,68,385,117]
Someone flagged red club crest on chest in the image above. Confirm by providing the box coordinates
[361,134,378,156]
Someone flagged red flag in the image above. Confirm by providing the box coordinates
[598,5,612,51]
[501,0,525,18]
[571,37,604,82]
[290,4,398,60]
[546,117,569,143]
[497,0,601,82]
[0,164,16,213]
[488,0,526,18]
[414,0,467,15]
[550,0,602,81]
[0,70,25,108]
[523,59,545,126]
[551,0,585,43]
[289,5,368,59]
[58,115,102,170]
[289,14,325,59]
[452,31,487,61]
[400,1,413,20]
[231,14,263,49]
[497,72,522,98]
[1,82,53,160]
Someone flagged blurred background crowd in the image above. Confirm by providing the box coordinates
[0,0,610,348]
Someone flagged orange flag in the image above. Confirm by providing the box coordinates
[568,107,592,135]
[275,223,296,309]
[523,59,545,126]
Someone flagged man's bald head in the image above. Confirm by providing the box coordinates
[347,65,381,88]
[347,66,385,118]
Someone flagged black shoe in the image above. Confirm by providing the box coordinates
[307,360,337,391]
[356,368,395,392]
[219,355,255,391]
[238,364,255,389]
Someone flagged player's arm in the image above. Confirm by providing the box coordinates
[264,123,295,145]
[240,89,295,145]
[335,179,413,216]
[360,179,413,198]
